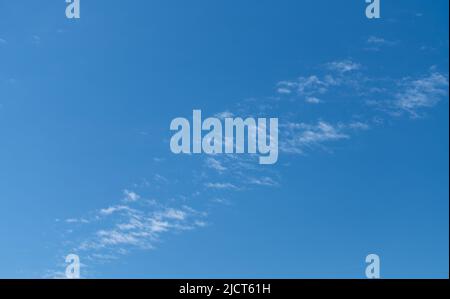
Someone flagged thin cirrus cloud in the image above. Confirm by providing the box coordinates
[276,60,363,100]
[123,189,141,202]
[249,177,279,187]
[279,121,350,154]
[204,182,240,191]
[277,74,339,97]
[305,97,322,104]
[60,192,207,266]
[205,157,227,172]
[54,56,448,276]
[394,72,449,117]
[365,71,449,118]
[277,59,448,118]
[365,35,398,51]
[326,60,362,73]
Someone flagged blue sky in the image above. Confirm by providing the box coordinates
[0,0,448,278]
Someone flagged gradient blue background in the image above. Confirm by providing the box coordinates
[0,0,448,278]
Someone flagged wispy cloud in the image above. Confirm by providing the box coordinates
[204,182,240,190]
[277,87,292,94]
[394,72,449,117]
[276,59,363,98]
[276,58,448,121]
[99,205,133,216]
[123,189,141,202]
[365,36,398,51]
[326,60,362,73]
[305,97,322,104]
[249,177,279,187]
[277,74,339,96]
[365,71,449,118]
[367,36,396,45]
[214,111,234,119]
[347,121,370,131]
[53,53,448,277]
[65,218,90,224]
[205,157,227,172]
[280,121,350,154]
[63,200,206,260]
[153,174,169,184]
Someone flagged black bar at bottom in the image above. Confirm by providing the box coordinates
[0,279,448,297]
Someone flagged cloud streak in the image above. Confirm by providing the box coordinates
[53,55,448,277]
[394,72,449,117]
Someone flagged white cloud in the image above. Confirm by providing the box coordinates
[297,76,332,95]
[280,121,349,154]
[56,58,449,276]
[347,122,370,130]
[249,177,279,187]
[215,111,234,119]
[326,60,361,73]
[160,208,186,221]
[99,205,132,216]
[365,36,398,51]
[298,122,349,143]
[367,36,387,44]
[305,97,322,104]
[277,61,447,120]
[194,220,207,227]
[123,189,140,202]
[89,253,118,262]
[277,75,339,96]
[73,204,206,254]
[211,198,231,205]
[205,157,227,172]
[97,230,140,246]
[394,72,449,117]
[153,174,169,184]
[367,36,396,46]
[116,217,145,231]
[205,182,239,190]
[148,218,170,233]
[277,87,292,94]
[65,218,89,224]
